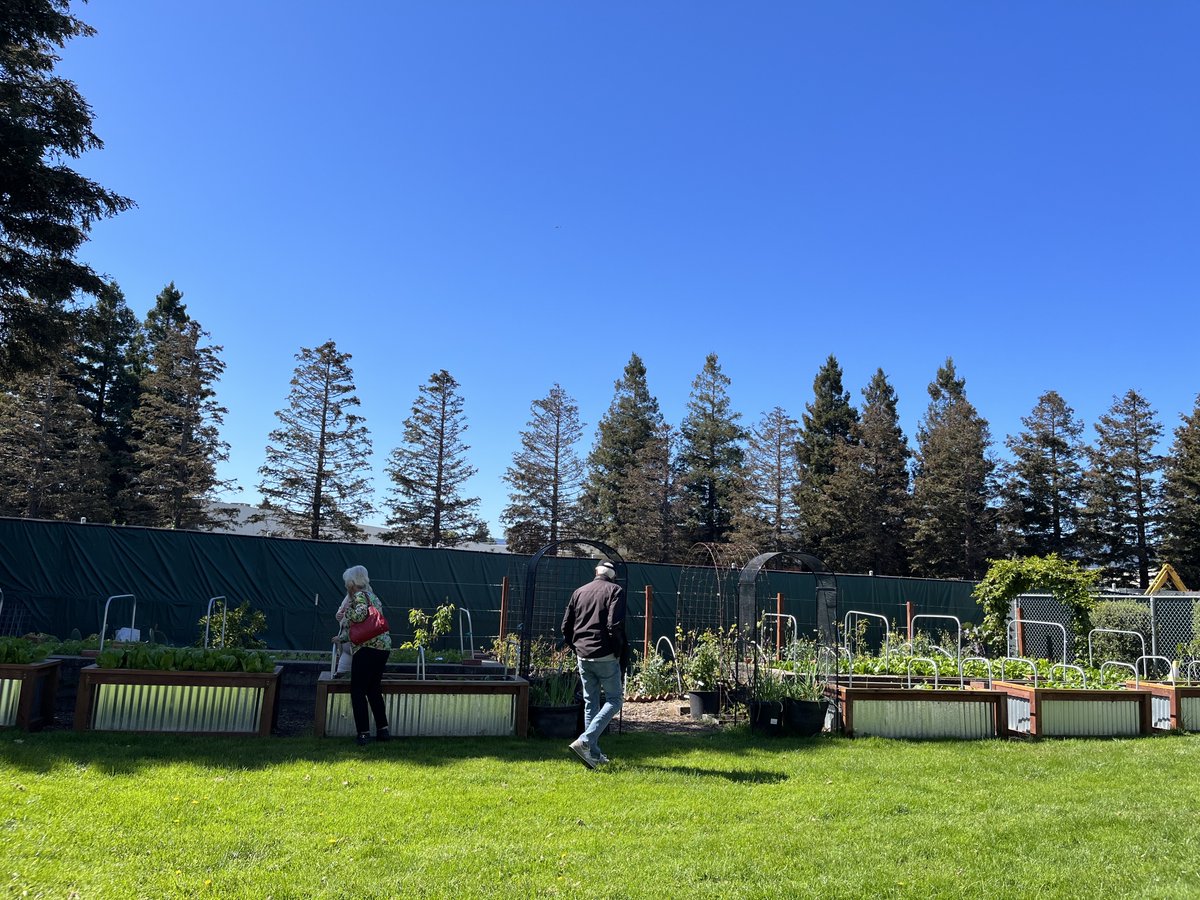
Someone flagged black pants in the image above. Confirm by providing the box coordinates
[350,646,390,734]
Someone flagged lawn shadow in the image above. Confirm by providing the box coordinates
[621,763,788,784]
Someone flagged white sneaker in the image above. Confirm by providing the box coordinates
[594,749,610,765]
[568,738,598,769]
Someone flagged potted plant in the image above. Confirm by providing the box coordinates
[679,628,726,720]
[781,674,828,736]
[527,668,581,739]
[748,669,788,735]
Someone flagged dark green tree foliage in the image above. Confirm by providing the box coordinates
[677,353,747,546]
[126,319,232,530]
[0,359,107,520]
[1079,390,1163,589]
[820,369,911,575]
[385,369,486,547]
[75,281,140,516]
[794,354,858,558]
[998,391,1086,558]
[910,358,997,580]
[500,383,585,554]
[0,1,134,376]
[256,340,373,541]
[1161,395,1200,587]
[619,422,680,563]
[578,353,665,550]
[733,406,800,553]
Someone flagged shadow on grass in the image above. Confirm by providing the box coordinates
[0,727,834,776]
[621,763,789,784]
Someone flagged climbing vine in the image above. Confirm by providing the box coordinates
[973,555,1099,656]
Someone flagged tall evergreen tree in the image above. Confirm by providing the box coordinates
[578,353,665,550]
[500,384,585,554]
[126,319,232,530]
[820,369,912,575]
[0,1,134,376]
[619,422,681,563]
[677,353,747,545]
[1160,394,1200,588]
[0,360,107,520]
[256,340,373,541]
[385,369,486,547]
[794,354,858,557]
[75,281,140,519]
[733,406,801,552]
[910,358,997,579]
[998,390,1086,558]
[1079,390,1163,588]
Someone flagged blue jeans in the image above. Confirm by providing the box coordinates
[578,656,623,753]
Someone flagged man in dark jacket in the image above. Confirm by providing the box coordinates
[561,559,627,768]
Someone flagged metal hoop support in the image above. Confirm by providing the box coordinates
[1087,628,1146,667]
[98,594,136,652]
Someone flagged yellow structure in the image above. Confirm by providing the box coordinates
[1145,564,1189,594]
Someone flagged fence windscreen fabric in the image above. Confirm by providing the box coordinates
[0,518,981,651]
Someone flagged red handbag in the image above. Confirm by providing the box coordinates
[349,598,389,644]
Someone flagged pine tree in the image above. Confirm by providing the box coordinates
[910,358,997,579]
[126,319,232,529]
[75,281,140,519]
[733,406,801,552]
[794,354,858,557]
[578,353,665,550]
[619,422,681,563]
[1160,394,1200,587]
[256,340,374,541]
[0,2,134,376]
[385,369,486,547]
[500,384,586,554]
[998,390,1086,557]
[1079,390,1163,588]
[677,353,747,546]
[820,369,912,575]
[0,360,107,520]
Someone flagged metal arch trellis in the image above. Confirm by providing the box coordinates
[676,542,759,639]
[738,551,839,695]
[519,538,626,678]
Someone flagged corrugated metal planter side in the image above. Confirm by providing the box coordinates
[837,687,1007,739]
[1131,682,1200,731]
[992,681,1152,737]
[315,674,529,738]
[0,660,60,731]
[74,666,281,736]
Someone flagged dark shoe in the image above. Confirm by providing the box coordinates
[356,732,370,747]
[375,727,390,742]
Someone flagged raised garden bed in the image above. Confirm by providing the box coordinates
[73,665,281,736]
[991,681,1152,737]
[315,672,529,738]
[833,684,1007,739]
[1130,681,1200,732]
[0,660,61,731]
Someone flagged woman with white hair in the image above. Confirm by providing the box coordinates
[341,565,391,746]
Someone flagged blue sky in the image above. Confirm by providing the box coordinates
[59,2,1200,535]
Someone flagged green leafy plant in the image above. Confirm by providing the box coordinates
[529,670,579,706]
[404,601,456,651]
[973,554,1098,654]
[95,644,275,673]
[0,637,48,665]
[631,650,680,697]
[677,627,734,691]
[195,601,267,649]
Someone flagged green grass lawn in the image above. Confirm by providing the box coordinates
[2,728,1198,898]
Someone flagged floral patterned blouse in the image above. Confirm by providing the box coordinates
[346,589,392,653]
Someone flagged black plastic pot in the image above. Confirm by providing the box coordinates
[687,689,720,720]
[748,700,786,736]
[529,703,582,739]
[783,698,827,736]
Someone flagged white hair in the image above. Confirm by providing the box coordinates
[343,565,371,592]
[595,560,616,580]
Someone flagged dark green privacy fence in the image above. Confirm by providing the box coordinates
[0,518,981,652]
